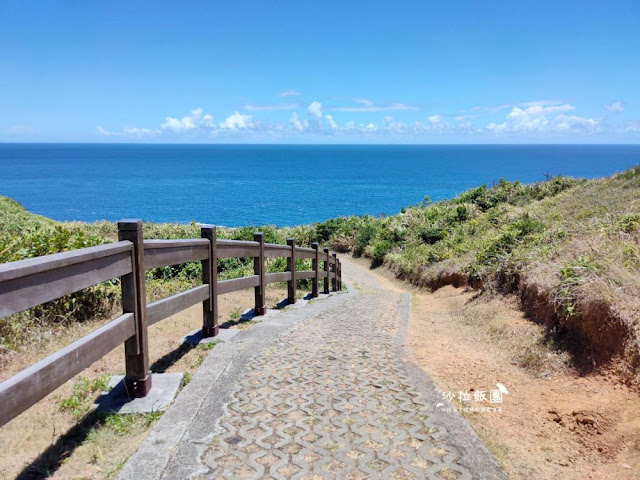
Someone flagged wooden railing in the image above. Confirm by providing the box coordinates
[0,219,342,427]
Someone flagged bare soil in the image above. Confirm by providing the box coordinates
[348,256,640,480]
[0,285,291,480]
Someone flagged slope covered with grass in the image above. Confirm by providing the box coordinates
[2,166,639,382]
[315,166,640,381]
[0,199,314,352]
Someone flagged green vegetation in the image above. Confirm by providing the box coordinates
[2,165,639,375]
[313,166,640,373]
[0,200,313,351]
[58,375,111,419]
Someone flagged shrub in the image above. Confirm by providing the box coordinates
[352,218,380,257]
[417,225,448,245]
[370,239,394,268]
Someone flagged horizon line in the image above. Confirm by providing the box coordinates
[2,142,640,147]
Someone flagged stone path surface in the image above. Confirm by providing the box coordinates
[118,259,506,480]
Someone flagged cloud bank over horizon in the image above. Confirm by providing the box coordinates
[93,97,638,143]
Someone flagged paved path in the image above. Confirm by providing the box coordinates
[119,258,506,480]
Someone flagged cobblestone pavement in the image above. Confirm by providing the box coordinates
[197,267,500,479]
[119,258,505,480]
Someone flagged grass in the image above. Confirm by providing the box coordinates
[0,276,288,479]
[313,166,640,380]
[58,375,112,419]
[1,165,639,475]
[0,197,314,354]
[192,340,222,367]
[2,167,638,373]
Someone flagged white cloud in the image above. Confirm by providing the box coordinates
[122,127,159,137]
[625,121,640,133]
[96,125,158,138]
[307,101,324,131]
[605,101,624,113]
[552,114,599,131]
[325,114,338,130]
[426,115,450,133]
[161,108,211,132]
[219,112,253,130]
[201,114,214,128]
[487,104,599,135]
[381,116,408,134]
[289,112,306,131]
[470,99,564,114]
[454,114,479,122]
[278,89,301,97]
[244,103,298,111]
[518,99,565,108]
[94,99,628,141]
[332,100,418,112]
[308,101,323,118]
[353,98,375,107]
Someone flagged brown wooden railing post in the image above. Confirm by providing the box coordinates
[286,238,297,304]
[332,252,338,291]
[323,247,330,294]
[201,225,218,337]
[338,260,342,290]
[311,242,319,298]
[118,219,151,398]
[254,232,266,315]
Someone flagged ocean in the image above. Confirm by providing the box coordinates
[0,144,638,227]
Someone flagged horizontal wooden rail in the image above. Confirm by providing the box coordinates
[217,275,261,295]
[264,243,291,258]
[295,249,316,259]
[144,239,209,269]
[147,285,210,326]
[265,271,292,284]
[217,240,259,258]
[0,313,135,427]
[296,270,317,280]
[0,242,133,318]
[0,220,342,427]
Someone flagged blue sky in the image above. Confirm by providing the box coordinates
[1,1,639,143]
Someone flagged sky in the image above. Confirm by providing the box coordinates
[1,1,639,144]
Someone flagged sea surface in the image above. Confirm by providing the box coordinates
[0,144,638,226]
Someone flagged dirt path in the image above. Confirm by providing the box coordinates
[348,256,640,480]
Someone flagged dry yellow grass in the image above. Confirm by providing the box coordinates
[0,284,295,479]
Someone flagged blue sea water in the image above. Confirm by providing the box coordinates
[0,144,638,227]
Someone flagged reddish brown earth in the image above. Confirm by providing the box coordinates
[348,256,640,480]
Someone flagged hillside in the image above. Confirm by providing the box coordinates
[315,166,640,383]
[2,166,639,383]
[0,199,310,352]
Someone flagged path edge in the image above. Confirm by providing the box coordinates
[395,293,508,479]
[117,287,356,480]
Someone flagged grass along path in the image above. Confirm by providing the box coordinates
[0,286,292,480]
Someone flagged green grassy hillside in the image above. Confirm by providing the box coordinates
[315,166,640,379]
[2,166,639,381]
[0,199,313,351]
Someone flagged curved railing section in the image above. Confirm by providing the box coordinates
[0,219,342,427]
